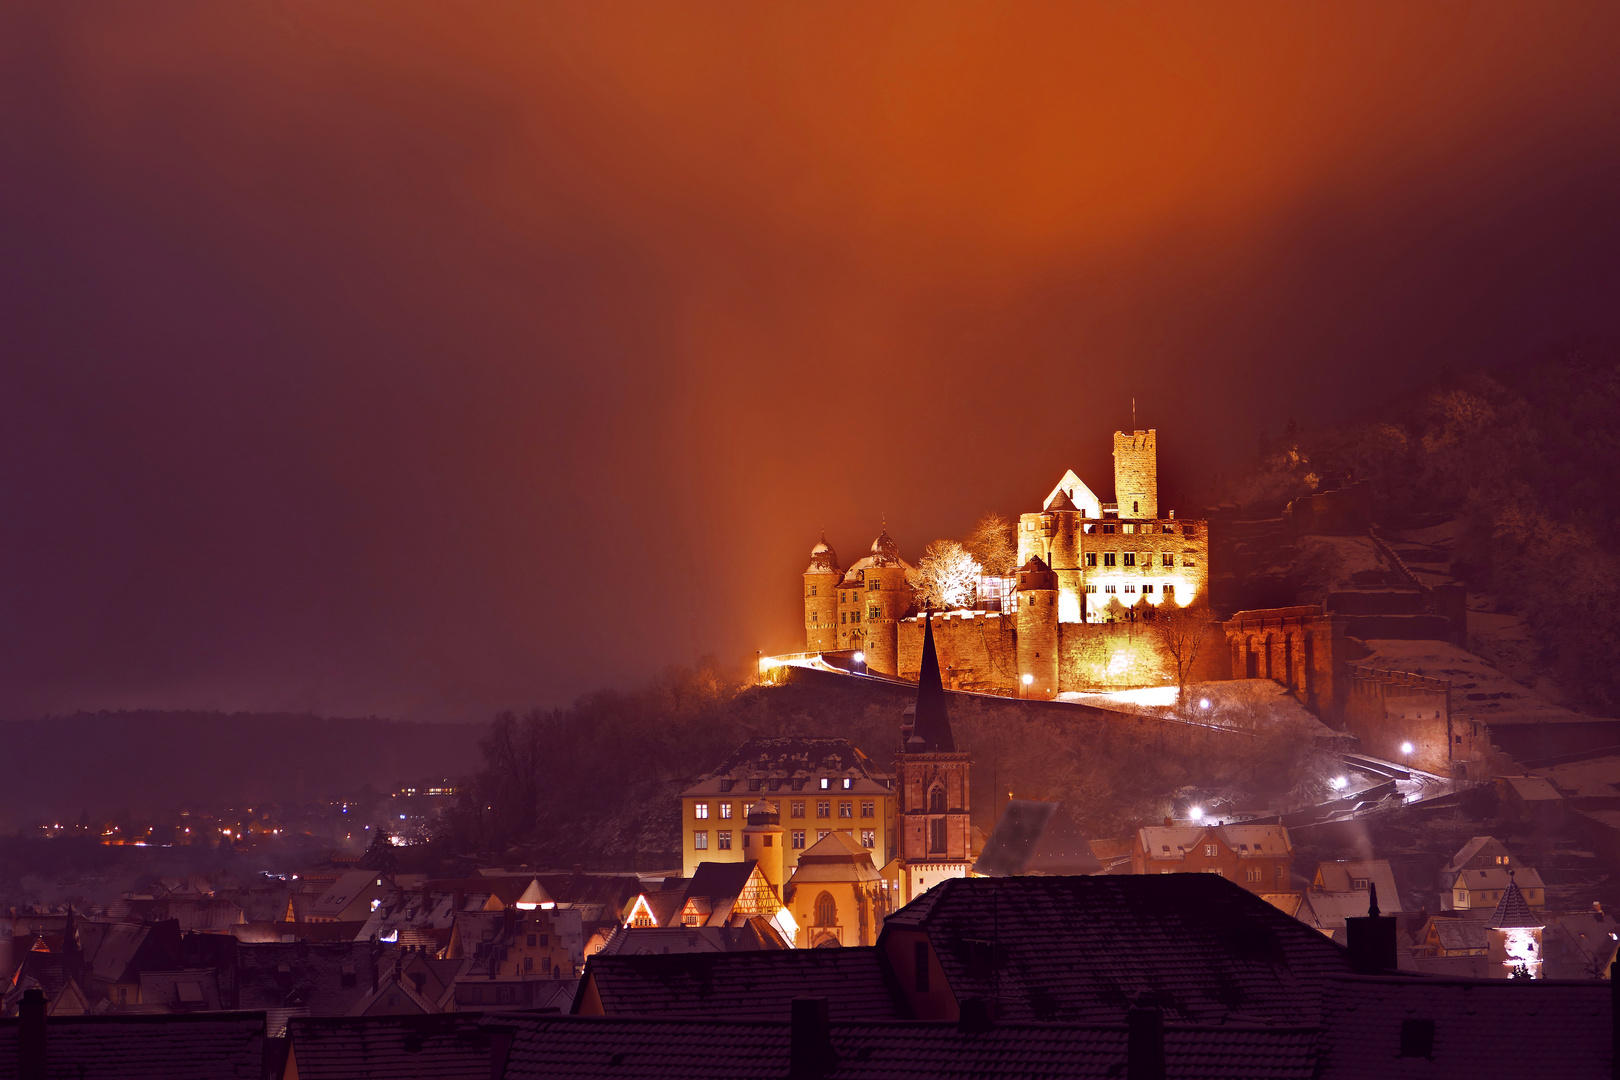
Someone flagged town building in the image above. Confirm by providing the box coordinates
[784,832,887,948]
[677,739,896,879]
[1130,822,1293,894]
[1440,836,1546,912]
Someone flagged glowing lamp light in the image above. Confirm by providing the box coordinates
[1188,806,1204,822]
[1022,673,1034,686]
[1330,776,1349,791]
[1198,698,1211,710]
[1400,741,1415,756]
[854,651,865,664]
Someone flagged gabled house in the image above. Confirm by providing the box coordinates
[1312,859,1402,912]
[1413,917,1489,958]
[1131,823,1293,893]
[1445,865,1546,912]
[305,871,391,924]
[88,921,181,1007]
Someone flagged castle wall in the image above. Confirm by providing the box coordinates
[1224,606,1346,719]
[1057,623,1174,691]
[1344,665,1464,775]
[1114,429,1159,520]
[897,614,1017,691]
[804,572,840,652]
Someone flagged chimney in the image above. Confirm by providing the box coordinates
[957,996,995,1033]
[1344,883,1398,974]
[1126,993,1166,1080]
[789,996,837,1079]
[19,987,46,1080]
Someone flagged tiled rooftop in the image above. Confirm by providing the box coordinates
[579,947,903,1020]
[0,1011,265,1080]
[494,1015,1322,1080]
[882,875,1353,1024]
[285,1014,503,1080]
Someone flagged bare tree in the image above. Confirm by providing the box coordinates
[1151,600,1213,708]
[914,539,982,610]
[965,512,1018,577]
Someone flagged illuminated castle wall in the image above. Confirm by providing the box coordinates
[802,429,1218,694]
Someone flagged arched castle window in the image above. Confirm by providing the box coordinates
[815,891,837,927]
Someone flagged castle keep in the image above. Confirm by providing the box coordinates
[802,429,1211,697]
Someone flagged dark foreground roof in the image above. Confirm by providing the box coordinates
[1317,975,1611,1080]
[495,1015,1322,1080]
[579,948,903,1020]
[0,1011,265,1080]
[882,874,1353,1025]
[286,1014,505,1080]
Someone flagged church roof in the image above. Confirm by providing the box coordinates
[907,615,955,753]
[1489,872,1543,929]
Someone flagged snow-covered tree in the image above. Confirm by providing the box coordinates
[965,513,1018,577]
[914,539,982,611]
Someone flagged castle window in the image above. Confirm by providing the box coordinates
[929,817,947,852]
[1105,585,1116,594]
[839,801,853,818]
[791,830,806,848]
[811,612,818,622]
[1103,523,1116,534]
[1164,584,1175,595]
[791,801,805,818]
[1103,553,1116,567]
[1123,553,1136,567]
[869,580,880,590]
[1183,525,1198,538]
[1085,584,1097,593]
[860,801,874,817]
[852,610,861,623]
[1143,584,1154,593]
[861,829,876,848]
[1183,557,1197,567]
[1123,523,1135,534]
[1133,501,1140,514]
[1124,585,1135,593]
[1162,524,1174,534]
[1085,553,1097,567]
[1162,554,1174,567]
[868,607,879,620]
[717,831,732,850]
[694,831,708,850]
[694,803,709,820]
[809,586,817,597]
[817,801,831,818]
[841,613,847,624]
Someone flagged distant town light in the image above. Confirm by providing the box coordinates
[1400,741,1415,756]
[1022,673,1034,685]
[1188,806,1204,821]
[1198,698,1211,710]
[1330,776,1349,791]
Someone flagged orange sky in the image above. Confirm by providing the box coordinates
[3,2,1619,718]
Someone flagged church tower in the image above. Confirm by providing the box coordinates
[895,615,973,903]
[1113,429,1158,520]
[803,535,841,652]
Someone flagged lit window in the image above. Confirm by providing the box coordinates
[860,801,874,818]
[817,801,831,818]
[791,801,805,818]
[869,580,879,590]
[820,778,830,790]
[1204,844,1216,857]
[720,803,733,819]
[791,830,806,849]
[839,802,853,818]
[811,613,818,622]
[817,830,831,841]
[718,831,732,850]
[694,803,709,820]
[861,829,876,848]
[842,777,853,790]
[694,832,708,850]
[1123,523,1136,534]
[1246,868,1261,883]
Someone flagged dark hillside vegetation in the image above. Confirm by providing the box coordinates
[1226,341,1620,711]
[452,660,1328,865]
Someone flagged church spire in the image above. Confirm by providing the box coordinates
[910,612,955,753]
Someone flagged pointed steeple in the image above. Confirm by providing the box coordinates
[909,612,955,753]
[1489,869,1542,929]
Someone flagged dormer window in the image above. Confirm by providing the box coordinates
[842,778,853,790]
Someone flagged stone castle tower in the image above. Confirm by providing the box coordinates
[1113,429,1158,520]
[896,616,972,902]
[862,530,910,676]
[1015,556,1059,699]
[802,536,841,652]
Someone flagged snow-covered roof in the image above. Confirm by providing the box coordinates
[1043,470,1103,515]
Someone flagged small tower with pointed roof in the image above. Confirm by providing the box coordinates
[1016,556,1060,699]
[1487,869,1546,978]
[895,615,974,903]
[803,535,841,652]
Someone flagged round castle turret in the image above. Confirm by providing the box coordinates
[862,529,910,677]
[1016,555,1059,699]
[803,535,841,653]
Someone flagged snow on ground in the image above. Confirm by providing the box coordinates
[1294,534,1392,592]
[1356,638,1586,724]
[1066,679,1337,738]
[1535,755,1620,799]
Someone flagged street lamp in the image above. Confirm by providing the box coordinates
[853,651,866,673]
[1400,741,1415,756]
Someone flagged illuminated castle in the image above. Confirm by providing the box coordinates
[802,429,1211,697]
